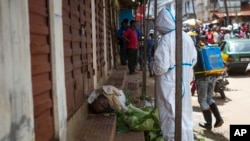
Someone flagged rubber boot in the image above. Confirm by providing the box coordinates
[199,109,212,130]
[210,103,224,128]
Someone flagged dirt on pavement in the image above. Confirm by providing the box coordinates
[136,71,233,141]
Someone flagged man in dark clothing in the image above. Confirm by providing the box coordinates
[194,46,224,130]
[117,19,129,65]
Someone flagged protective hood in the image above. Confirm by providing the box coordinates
[156,8,176,35]
[145,0,173,19]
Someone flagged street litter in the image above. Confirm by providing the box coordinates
[87,85,163,141]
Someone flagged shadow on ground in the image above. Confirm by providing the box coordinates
[192,94,231,107]
[194,129,229,141]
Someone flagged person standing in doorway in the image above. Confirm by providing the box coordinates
[123,20,139,75]
[152,8,197,141]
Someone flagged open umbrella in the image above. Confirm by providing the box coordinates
[183,19,202,26]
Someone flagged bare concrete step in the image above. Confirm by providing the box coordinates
[104,66,127,89]
[74,65,145,141]
[115,132,145,141]
[75,114,116,141]
[74,65,127,141]
[115,70,145,141]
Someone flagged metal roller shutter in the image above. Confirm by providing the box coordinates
[29,0,55,140]
[95,0,105,81]
[63,0,94,118]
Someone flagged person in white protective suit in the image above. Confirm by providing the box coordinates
[152,8,197,141]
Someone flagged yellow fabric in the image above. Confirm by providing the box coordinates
[221,53,229,64]
[194,68,226,75]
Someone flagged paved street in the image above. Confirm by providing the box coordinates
[142,72,250,141]
[192,74,250,141]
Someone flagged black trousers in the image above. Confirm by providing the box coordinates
[126,48,138,73]
[118,39,127,65]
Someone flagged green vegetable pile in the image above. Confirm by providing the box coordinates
[114,103,163,141]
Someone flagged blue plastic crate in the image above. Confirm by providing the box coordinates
[198,46,224,71]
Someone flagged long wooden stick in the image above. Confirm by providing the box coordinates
[175,0,183,140]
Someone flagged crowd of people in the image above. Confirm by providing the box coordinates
[184,22,250,46]
[117,17,250,77]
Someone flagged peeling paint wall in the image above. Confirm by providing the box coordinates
[0,0,34,141]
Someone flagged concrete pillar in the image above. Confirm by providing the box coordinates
[92,0,97,88]
[49,0,67,140]
[103,0,108,78]
[0,0,34,141]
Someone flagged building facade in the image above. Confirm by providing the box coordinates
[196,0,250,25]
[0,0,120,140]
[196,0,210,22]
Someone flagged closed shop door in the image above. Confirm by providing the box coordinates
[63,0,94,118]
[106,0,112,71]
[95,0,105,81]
[29,0,55,140]
[80,0,94,94]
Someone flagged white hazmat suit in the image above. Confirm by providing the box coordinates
[152,8,197,141]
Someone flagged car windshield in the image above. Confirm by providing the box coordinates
[228,41,250,53]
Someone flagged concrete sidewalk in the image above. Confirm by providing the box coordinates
[135,70,230,141]
[105,66,229,141]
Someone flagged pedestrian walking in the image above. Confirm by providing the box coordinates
[194,46,224,130]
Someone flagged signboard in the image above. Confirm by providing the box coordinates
[136,6,146,21]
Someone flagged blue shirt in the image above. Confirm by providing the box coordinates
[147,37,154,48]
[117,25,129,36]
[136,29,141,38]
